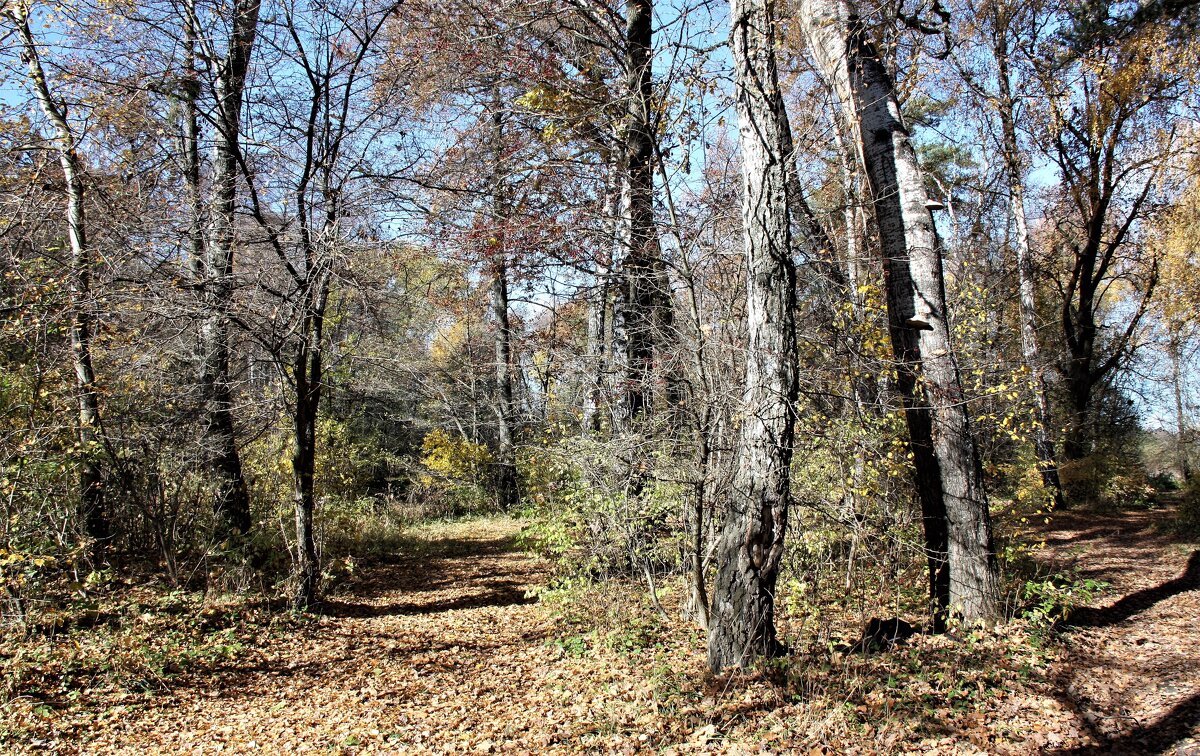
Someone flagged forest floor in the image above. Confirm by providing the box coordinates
[1037,505,1200,754]
[2,507,1198,754]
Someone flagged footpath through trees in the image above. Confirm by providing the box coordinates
[7,511,1199,753]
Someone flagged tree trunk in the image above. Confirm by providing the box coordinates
[1170,330,1191,482]
[291,289,325,609]
[834,126,864,310]
[490,255,519,510]
[1062,348,1094,461]
[681,262,713,631]
[994,30,1065,508]
[202,0,261,540]
[291,362,317,609]
[181,7,205,279]
[583,162,619,434]
[800,0,999,626]
[13,11,109,554]
[487,97,519,510]
[676,241,714,630]
[583,268,611,434]
[614,0,671,427]
[708,0,799,672]
[686,402,712,630]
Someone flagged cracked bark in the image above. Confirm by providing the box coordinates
[707,0,799,671]
[613,0,675,429]
[800,0,999,625]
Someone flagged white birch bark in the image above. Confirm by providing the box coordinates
[9,6,108,548]
[994,26,1065,508]
[800,0,999,624]
[707,0,799,671]
[201,0,261,538]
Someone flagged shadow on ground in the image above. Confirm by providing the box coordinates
[1038,505,1200,755]
[1065,550,1200,628]
[1041,506,1193,552]
[1048,690,1200,755]
[320,579,536,618]
[337,533,529,600]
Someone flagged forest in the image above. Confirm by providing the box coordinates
[0,0,1199,750]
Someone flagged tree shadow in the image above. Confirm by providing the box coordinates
[1048,690,1200,755]
[1043,507,1195,550]
[320,580,536,618]
[209,628,552,679]
[338,534,530,600]
[1065,550,1200,628]
[367,533,523,564]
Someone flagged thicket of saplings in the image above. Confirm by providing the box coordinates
[2,343,1189,642]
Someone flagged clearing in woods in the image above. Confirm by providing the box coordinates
[14,509,1200,754]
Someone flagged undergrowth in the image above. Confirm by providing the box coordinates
[0,583,302,746]
[535,570,1069,753]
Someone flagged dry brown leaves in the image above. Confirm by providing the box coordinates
[4,508,1198,754]
[1039,506,1200,754]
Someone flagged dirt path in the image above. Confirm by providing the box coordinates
[1041,507,1200,755]
[31,508,1200,754]
[71,518,576,754]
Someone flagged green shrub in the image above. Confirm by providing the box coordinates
[1060,452,1156,509]
[318,496,409,560]
[518,436,684,582]
[1019,571,1109,626]
[1177,479,1200,535]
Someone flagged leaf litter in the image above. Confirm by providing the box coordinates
[2,509,1197,754]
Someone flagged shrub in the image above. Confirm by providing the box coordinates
[518,436,685,583]
[318,496,409,561]
[414,429,494,515]
[1177,479,1200,535]
[1018,571,1109,626]
[1059,452,1156,509]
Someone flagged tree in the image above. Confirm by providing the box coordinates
[395,0,577,509]
[196,0,261,539]
[1150,164,1200,481]
[1037,24,1184,461]
[987,0,1065,507]
[5,0,109,554]
[1066,0,1200,51]
[707,0,799,671]
[487,88,521,511]
[800,0,999,625]
[611,0,676,427]
[239,0,406,607]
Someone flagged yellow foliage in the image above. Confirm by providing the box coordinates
[430,319,471,363]
[1153,165,1200,330]
[1081,24,1196,140]
[513,84,599,145]
[419,429,492,485]
[514,84,585,118]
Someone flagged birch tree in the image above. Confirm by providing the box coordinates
[707,0,799,671]
[800,0,999,625]
[987,1,1065,507]
[5,0,109,553]
[196,0,262,539]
